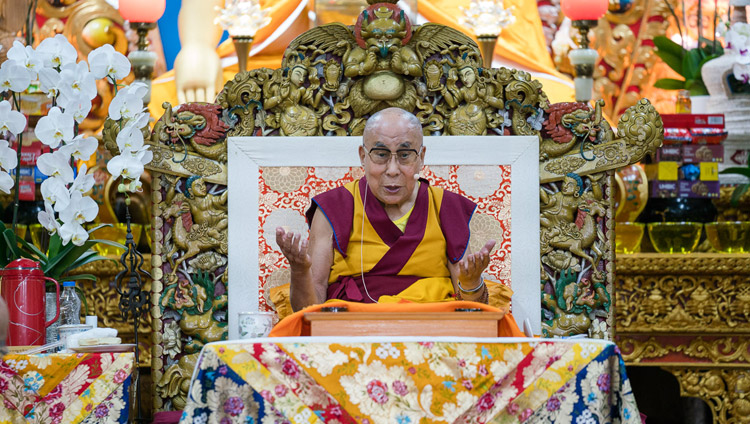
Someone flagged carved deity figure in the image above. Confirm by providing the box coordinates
[164,176,228,275]
[441,53,504,135]
[540,173,606,270]
[263,56,323,136]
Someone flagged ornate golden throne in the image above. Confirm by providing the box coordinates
[136,0,663,411]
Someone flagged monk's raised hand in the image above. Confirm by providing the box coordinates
[458,240,496,288]
[276,227,311,270]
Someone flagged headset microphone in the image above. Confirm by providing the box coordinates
[413,174,419,180]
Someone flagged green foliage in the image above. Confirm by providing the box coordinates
[720,165,750,207]
[0,221,122,283]
[653,35,724,95]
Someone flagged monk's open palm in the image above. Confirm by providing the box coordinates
[276,227,312,270]
[458,240,496,287]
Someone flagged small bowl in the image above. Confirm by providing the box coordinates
[647,222,703,254]
[705,221,750,253]
[615,222,645,254]
[238,311,275,339]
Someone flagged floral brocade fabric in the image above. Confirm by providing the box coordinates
[0,352,133,424]
[181,340,639,423]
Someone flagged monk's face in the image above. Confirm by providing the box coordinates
[359,115,425,207]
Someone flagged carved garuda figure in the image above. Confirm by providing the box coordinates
[217,1,547,138]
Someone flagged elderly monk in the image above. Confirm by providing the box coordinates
[276,107,500,311]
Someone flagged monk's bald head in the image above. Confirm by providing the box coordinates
[363,108,423,147]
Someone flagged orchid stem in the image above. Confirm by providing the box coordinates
[25,0,39,46]
[10,93,24,232]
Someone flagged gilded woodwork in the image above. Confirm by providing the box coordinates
[616,254,750,333]
[615,253,750,423]
[619,336,750,364]
[670,369,750,424]
[147,0,663,409]
[73,255,152,367]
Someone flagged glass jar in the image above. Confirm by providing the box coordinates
[675,89,691,114]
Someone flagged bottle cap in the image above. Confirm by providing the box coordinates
[63,281,76,287]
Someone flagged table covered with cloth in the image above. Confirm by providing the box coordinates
[0,352,133,423]
[180,337,640,423]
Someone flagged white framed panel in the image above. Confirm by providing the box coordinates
[227,136,540,339]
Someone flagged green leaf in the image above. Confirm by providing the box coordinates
[720,166,750,178]
[2,229,20,261]
[682,49,703,80]
[73,286,90,316]
[654,78,686,90]
[87,223,113,234]
[699,36,724,56]
[686,80,709,96]
[89,239,126,250]
[43,241,96,279]
[16,237,47,262]
[730,184,750,207]
[653,36,685,75]
[47,234,62,260]
[67,254,110,272]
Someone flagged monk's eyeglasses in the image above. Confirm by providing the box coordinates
[366,146,422,166]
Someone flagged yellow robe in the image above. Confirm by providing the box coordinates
[310,178,476,304]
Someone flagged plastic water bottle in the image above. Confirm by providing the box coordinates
[59,281,81,325]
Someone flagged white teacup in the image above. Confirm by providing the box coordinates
[238,312,275,339]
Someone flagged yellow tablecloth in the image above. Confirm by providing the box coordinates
[181,337,639,423]
[0,352,134,423]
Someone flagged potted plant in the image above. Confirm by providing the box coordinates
[652,0,724,109]
[0,35,150,306]
[652,35,724,96]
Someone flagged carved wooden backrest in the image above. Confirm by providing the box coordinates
[142,0,663,411]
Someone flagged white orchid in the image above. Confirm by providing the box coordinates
[0,100,26,136]
[0,61,32,94]
[128,179,143,192]
[60,134,98,161]
[58,61,97,103]
[88,44,130,81]
[60,192,98,225]
[59,221,88,246]
[108,82,148,120]
[36,34,78,69]
[115,114,149,152]
[107,146,152,181]
[6,40,42,79]
[70,164,95,194]
[0,140,18,172]
[41,176,71,212]
[0,138,17,194]
[38,68,62,98]
[0,171,12,194]
[38,202,60,233]
[59,93,93,124]
[726,22,750,85]
[34,107,74,148]
[37,151,75,183]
